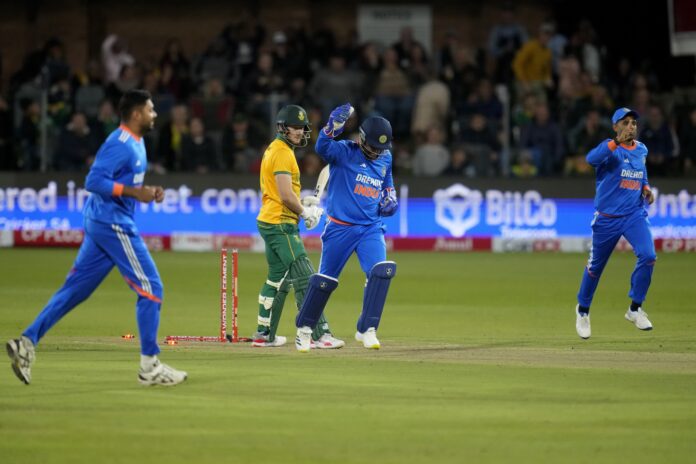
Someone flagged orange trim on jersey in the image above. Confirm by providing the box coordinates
[112,183,124,197]
[598,211,624,218]
[643,184,651,191]
[124,276,162,303]
[328,215,354,226]
[119,124,142,142]
[620,142,637,150]
[607,140,618,151]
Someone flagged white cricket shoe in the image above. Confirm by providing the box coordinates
[252,334,287,348]
[295,326,312,352]
[6,336,35,385]
[138,360,187,386]
[355,327,380,349]
[625,307,653,330]
[311,333,345,349]
[575,306,591,339]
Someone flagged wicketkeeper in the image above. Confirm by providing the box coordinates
[294,103,399,351]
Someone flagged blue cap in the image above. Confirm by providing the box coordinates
[359,116,392,149]
[612,107,639,125]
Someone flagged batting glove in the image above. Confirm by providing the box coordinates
[301,195,320,207]
[378,188,398,217]
[323,103,354,138]
[300,205,324,230]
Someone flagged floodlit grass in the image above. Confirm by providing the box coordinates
[1,249,694,463]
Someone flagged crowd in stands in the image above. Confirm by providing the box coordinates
[1,3,695,177]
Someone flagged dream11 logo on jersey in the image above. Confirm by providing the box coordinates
[433,184,483,237]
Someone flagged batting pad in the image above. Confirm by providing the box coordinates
[295,274,338,329]
[357,261,397,333]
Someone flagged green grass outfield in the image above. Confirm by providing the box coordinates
[1,248,695,464]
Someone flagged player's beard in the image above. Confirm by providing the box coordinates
[141,118,155,134]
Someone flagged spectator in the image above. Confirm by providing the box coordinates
[442,145,475,177]
[392,27,425,70]
[180,117,219,173]
[355,42,382,105]
[641,105,677,176]
[43,38,71,84]
[441,47,483,118]
[195,36,232,88]
[73,60,106,119]
[308,54,361,120]
[221,112,265,172]
[190,77,234,132]
[678,108,696,175]
[412,127,449,176]
[159,38,192,100]
[460,78,503,124]
[101,34,135,83]
[519,102,564,175]
[92,99,120,141]
[511,149,538,177]
[0,96,15,170]
[158,103,189,171]
[373,47,414,138]
[458,113,501,177]
[407,43,430,88]
[17,99,41,171]
[488,2,528,85]
[105,63,140,107]
[566,109,612,176]
[512,23,554,104]
[411,71,450,143]
[54,112,99,171]
[240,51,286,120]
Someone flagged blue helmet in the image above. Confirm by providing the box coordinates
[359,116,392,160]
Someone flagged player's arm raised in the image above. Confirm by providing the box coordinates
[315,103,354,164]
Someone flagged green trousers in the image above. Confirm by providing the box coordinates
[256,221,331,341]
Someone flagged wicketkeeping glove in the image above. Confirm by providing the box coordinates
[323,103,354,138]
[378,188,398,217]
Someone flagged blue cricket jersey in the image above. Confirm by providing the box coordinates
[315,132,394,225]
[83,125,148,226]
[586,139,650,217]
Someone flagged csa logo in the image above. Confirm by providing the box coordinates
[433,183,483,237]
[379,135,388,144]
[298,112,305,121]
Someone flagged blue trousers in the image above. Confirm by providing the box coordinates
[577,209,656,308]
[319,220,387,330]
[23,219,164,355]
[318,221,386,279]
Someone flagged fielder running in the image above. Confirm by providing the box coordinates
[252,104,344,349]
[575,107,656,339]
[6,89,187,386]
[294,104,398,351]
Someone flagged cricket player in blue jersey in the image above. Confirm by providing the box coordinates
[294,104,398,351]
[575,107,656,339]
[7,89,187,386]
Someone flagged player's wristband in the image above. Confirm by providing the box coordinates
[112,183,124,197]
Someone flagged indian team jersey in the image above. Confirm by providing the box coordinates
[315,131,394,225]
[586,139,650,217]
[257,138,301,224]
[83,125,148,226]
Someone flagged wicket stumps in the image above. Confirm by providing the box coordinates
[165,248,251,344]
